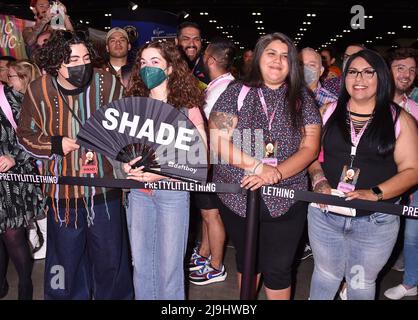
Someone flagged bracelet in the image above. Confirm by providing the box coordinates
[276,169,283,181]
[312,176,327,189]
[251,161,263,174]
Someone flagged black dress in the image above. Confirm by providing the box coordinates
[0,86,45,233]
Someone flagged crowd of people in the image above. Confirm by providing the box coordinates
[0,0,418,301]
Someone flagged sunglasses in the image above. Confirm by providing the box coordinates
[7,74,20,80]
[60,30,88,42]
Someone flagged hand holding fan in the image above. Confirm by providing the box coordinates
[76,97,208,183]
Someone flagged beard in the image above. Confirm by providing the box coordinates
[395,79,412,94]
[184,46,198,61]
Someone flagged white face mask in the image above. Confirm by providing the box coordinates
[303,66,319,86]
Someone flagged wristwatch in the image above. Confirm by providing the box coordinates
[371,186,383,201]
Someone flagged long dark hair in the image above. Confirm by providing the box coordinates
[125,40,205,109]
[324,49,400,155]
[244,32,304,129]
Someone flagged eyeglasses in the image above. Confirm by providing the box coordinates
[392,64,417,75]
[346,68,376,79]
[204,52,218,62]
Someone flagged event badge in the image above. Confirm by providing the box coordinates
[337,165,360,193]
[262,141,278,167]
[80,150,98,175]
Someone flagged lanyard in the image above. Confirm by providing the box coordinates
[257,88,279,131]
[52,77,84,126]
[205,73,232,93]
[191,56,201,74]
[349,111,370,167]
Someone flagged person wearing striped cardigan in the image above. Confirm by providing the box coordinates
[17,30,133,300]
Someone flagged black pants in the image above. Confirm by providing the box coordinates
[219,198,307,290]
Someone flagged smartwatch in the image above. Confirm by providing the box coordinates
[371,186,383,201]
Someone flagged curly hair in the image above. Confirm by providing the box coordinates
[33,30,97,77]
[125,40,205,109]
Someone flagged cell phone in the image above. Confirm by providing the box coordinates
[50,1,66,30]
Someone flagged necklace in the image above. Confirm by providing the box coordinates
[349,110,372,118]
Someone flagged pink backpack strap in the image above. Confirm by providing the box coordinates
[322,101,338,125]
[0,85,17,130]
[392,106,401,139]
[237,85,250,112]
[318,101,337,163]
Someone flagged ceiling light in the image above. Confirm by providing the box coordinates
[129,2,138,11]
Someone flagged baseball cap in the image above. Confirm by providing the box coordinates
[106,27,129,43]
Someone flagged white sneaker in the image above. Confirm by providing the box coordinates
[339,286,347,300]
[33,218,47,260]
[384,284,417,300]
[28,228,40,251]
[392,253,405,272]
[33,242,46,260]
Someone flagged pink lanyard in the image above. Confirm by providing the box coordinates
[257,88,278,131]
[349,112,370,167]
[205,73,232,93]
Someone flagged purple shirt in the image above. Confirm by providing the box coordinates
[212,82,321,218]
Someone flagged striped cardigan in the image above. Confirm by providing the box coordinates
[17,69,123,225]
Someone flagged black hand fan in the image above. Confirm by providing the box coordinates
[76,97,208,183]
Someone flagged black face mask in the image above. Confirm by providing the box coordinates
[65,63,93,88]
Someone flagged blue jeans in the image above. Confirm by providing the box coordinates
[127,189,190,300]
[308,205,399,300]
[44,199,134,300]
[404,189,418,287]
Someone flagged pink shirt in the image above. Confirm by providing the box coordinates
[187,106,204,127]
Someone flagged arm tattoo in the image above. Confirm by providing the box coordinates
[209,112,235,130]
[310,167,325,182]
